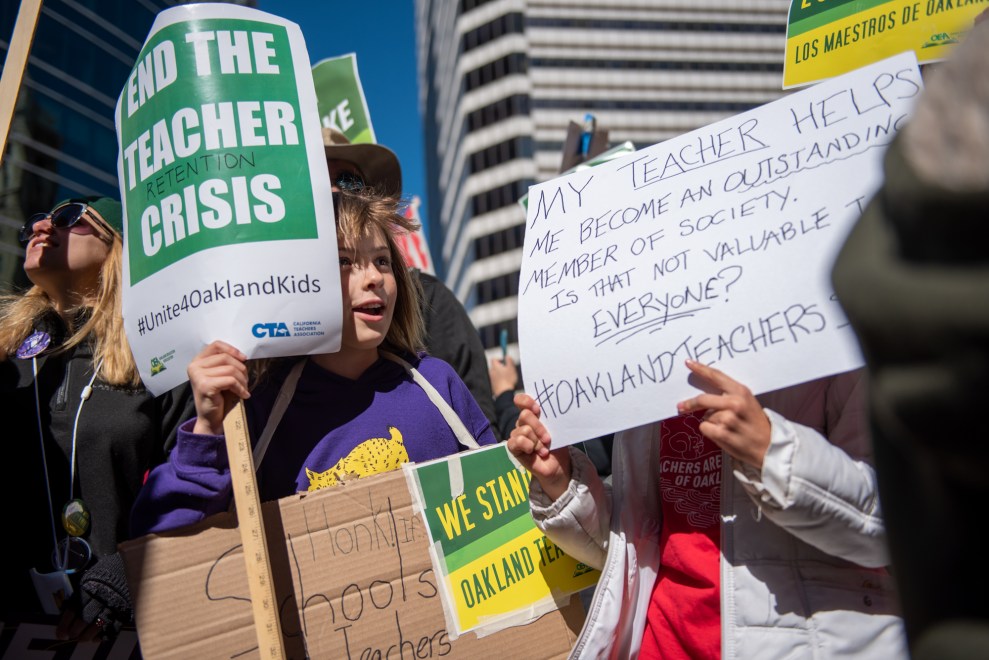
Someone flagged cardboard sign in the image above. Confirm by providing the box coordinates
[404,444,599,638]
[784,0,987,89]
[312,53,377,143]
[517,52,921,447]
[116,4,341,395]
[120,469,584,659]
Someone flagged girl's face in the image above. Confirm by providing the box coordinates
[338,227,398,356]
[23,209,112,295]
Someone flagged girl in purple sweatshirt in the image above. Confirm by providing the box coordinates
[132,192,496,535]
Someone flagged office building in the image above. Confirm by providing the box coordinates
[415,0,790,356]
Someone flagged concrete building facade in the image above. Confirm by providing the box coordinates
[415,0,791,358]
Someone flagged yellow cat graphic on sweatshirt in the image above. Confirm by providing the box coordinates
[305,426,408,491]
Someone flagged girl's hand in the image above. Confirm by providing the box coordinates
[507,393,572,501]
[188,341,249,435]
[677,359,771,469]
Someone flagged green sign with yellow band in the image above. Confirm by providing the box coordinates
[784,0,988,88]
[405,443,599,638]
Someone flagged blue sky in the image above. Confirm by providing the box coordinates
[256,1,428,216]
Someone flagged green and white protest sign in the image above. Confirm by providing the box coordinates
[404,444,599,639]
[312,53,376,143]
[116,4,340,395]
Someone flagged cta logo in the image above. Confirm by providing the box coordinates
[923,32,958,48]
[252,322,291,338]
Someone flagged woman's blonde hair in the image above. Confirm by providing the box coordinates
[0,211,140,387]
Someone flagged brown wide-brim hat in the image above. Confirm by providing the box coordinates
[322,127,403,196]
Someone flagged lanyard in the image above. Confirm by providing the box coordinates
[31,354,102,569]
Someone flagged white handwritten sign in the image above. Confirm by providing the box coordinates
[518,52,921,446]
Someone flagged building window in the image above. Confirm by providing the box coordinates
[473,223,525,259]
[461,13,524,53]
[467,94,530,132]
[475,271,521,305]
[525,17,785,34]
[532,98,762,113]
[470,179,532,217]
[468,136,531,174]
[458,0,497,14]
[465,53,528,92]
[529,57,784,74]
[478,319,519,350]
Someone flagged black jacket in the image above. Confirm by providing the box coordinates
[415,271,499,437]
[1,313,194,619]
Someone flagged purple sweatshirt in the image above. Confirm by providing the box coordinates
[131,353,495,535]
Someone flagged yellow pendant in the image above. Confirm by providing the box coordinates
[62,498,90,537]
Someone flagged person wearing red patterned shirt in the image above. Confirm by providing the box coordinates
[508,359,905,658]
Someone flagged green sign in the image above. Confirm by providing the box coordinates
[118,18,318,284]
[405,444,599,638]
[311,54,376,144]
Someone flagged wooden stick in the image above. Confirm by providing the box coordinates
[223,399,286,659]
[0,0,44,170]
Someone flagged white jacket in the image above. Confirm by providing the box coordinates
[530,371,906,659]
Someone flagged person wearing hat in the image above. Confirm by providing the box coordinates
[0,197,194,643]
[321,128,500,435]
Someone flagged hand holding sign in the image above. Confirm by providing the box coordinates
[507,394,572,502]
[117,3,341,397]
[676,359,771,470]
[517,52,923,448]
[187,341,250,435]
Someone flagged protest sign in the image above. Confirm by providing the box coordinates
[519,141,637,212]
[784,0,987,89]
[396,196,436,274]
[517,52,921,447]
[404,444,599,638]
[311,53,436,275]
[312,53,377,143]
[116,4,340,395]
[120,469,583,659]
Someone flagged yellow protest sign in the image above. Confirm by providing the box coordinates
[404,444,599,639]
[784,0,988,89]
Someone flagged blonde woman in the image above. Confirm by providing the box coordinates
[0,197,194,641]
[132,191,496,534]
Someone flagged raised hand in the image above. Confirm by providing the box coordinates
[507,393,572,501]
[488,355,519,397]
[676,359,771,469]
[187,340,249,435]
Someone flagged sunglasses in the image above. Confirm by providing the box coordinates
[18,203,105,247]
[334,170,365,192]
